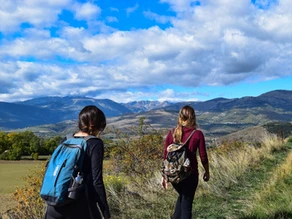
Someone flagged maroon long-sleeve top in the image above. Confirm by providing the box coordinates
[164,126,209,176]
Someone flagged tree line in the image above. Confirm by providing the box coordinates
[0,131,62,160]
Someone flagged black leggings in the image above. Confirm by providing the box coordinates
[172,174,199,219]
[45,197,102,219]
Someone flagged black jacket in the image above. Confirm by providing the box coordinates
[45,137,110,219]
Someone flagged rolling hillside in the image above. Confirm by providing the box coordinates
[1,90,292,139]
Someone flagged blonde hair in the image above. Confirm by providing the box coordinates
[173,105,198,143]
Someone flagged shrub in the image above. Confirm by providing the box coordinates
[110,117,165,182]
[0,150,10,160]
[104,175,128,194]
[31,152,39,160]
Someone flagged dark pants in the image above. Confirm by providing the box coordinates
[172,173,199,219]
[45,195,102,219]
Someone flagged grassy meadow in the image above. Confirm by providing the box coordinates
[1,131,292,218]
[0,161,44,214]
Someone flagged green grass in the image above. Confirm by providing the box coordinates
[0,161,43,194]
[193,142,292,219]
[0,160,44,214]
[241,144,292,219]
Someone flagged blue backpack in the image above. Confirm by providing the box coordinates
[40,134,95,206]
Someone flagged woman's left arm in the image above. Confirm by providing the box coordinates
[90,140,111,219]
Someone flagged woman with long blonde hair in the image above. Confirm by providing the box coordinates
[162,105,209,219]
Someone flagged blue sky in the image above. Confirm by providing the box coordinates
[0,0,291,103]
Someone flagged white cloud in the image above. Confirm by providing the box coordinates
[74,2,101,21]
[0,0,292,102]
[126,3,139,16]
[159,0,194,13]
[143,11,172,24]
[0,0,71,32]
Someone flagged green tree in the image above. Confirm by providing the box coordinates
[29,134,41,158]
[5,131,41,160]
[43,136,63,154]
[7,132,24,160]
[20,131,39,155]
[0,131,9,154]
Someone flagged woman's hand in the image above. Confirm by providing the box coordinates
[202,163,210,182]
[161,177,168,189]
[203,171,210,182]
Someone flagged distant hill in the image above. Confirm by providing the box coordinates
[0,102,60,129]
[1,90,292,139]
[121,100,171,113]
[1,96,131,129]
[18,96,131,118]
[162,90,292,112]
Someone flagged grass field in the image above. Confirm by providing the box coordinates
[0,160,44,214]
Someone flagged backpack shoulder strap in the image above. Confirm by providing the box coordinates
[182,129,196,146]
[84,135,97,141]
[65,134,97,141]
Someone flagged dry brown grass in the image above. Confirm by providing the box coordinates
[197,130,283,197]
[0,194,16,215]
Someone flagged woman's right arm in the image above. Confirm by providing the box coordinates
[197,131,210,182]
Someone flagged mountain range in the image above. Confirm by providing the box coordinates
[0,96,171,130]
[1,90,292,139]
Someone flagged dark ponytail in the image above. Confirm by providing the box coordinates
[78,105,106,136]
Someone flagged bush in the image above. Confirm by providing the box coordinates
[0,150,10,160]
[110,117,164,181]
[104,175,128,194]
[31,152,39,160]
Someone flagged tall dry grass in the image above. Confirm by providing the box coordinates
[104,130,286,218]
[197,131,283,197]
[245,150,292,217]
[2,126,287,219]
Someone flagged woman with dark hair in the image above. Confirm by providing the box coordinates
[162,105,209,219]
[45,105,111,219]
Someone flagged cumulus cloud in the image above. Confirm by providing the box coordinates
[0,0,70,32]
[0,0,291,102]
[74,2,101,21]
